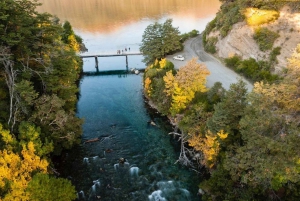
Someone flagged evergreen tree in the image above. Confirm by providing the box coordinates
[206,80,248,144]
[140,19,182,64]
[27,173,76,201]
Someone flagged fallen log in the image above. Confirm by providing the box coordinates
[83,137,99,144]
[83,135,114,144]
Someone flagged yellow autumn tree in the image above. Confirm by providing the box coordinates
[170,82,188,114]
[164,58,210,115]
[144,77,152,96]
[159,58,167,69]
[163,70,175,96]
[67,35,80,52]
[188,130,228,169]
[0,124,49,201]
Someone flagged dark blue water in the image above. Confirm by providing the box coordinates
[60,72,201,201]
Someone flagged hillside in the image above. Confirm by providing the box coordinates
[210,6,300,73]
[204,1,300,75]
[182,1,300,200]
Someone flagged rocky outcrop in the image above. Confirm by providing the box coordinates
[208,6,300,73]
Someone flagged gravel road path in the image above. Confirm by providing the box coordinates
[166,35,253,91]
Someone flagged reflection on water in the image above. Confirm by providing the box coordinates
[37,0,220,72]
[37,0,220,33]
[58,74,201,200]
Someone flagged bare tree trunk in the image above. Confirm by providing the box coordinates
[0,46,48,132]
[169,130,194,167]
[0,47,18,132]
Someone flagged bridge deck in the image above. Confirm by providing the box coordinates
[79,52,142,58]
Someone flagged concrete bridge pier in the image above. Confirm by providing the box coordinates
[125,55,128,68]
[95,56,99,72]
[95,56,99,68]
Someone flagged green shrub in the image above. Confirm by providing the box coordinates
[180,29,200,42]
[253,27,280,51]
[144,68,159,79]
[151,77,171,115]
[204,37,218,54]
[205,17,217,35]
[269,46,281,64]
[237,58,260,79]
[180,33,189,42]
[225,56,280,83]
[224,55,242,69]
[257,60,271,71]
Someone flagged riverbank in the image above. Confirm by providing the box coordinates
[166,35,253,92]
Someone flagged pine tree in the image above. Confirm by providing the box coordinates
[140,19,182,64]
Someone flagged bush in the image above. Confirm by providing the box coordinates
[224,55,279,83]
[204,37,218,54]
[269,46,281,64]
[151,78,171,115]
[237,58,260,79]
[180,29,200,42]
[224,55,241,69]
[180,33,189,42]
[253,27,279,51]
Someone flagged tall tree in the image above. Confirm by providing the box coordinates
[163,58,210,115]
[140,19,181,64]
[0,123,49,200]
[206,80,248,145]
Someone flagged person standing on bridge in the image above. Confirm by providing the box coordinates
[129,47,130,51]
[125,48,127,51]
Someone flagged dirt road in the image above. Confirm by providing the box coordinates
[166,35,253,91]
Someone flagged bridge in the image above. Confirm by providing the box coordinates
[79,51,143,72]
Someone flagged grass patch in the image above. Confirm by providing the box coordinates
[244,8,279,26]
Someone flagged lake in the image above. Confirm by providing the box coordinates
[37,0,220,72]
[37,0,221,200]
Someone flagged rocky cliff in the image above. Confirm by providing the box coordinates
[208,6,300,73]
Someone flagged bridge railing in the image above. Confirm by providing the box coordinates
[79,51,142,57]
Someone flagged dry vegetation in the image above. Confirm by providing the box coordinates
[244,8,279,26]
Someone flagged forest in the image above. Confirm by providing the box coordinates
[1,0,300,200]
[142,0,300,200]
[0,0,83,200]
